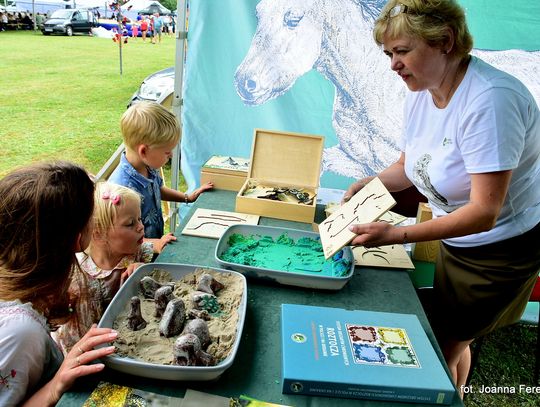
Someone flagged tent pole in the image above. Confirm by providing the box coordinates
[118,18,123,75]
[169,0,187,232]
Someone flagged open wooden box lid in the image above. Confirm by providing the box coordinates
[248,129,324,188]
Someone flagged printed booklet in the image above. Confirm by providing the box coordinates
[281,304,456,404]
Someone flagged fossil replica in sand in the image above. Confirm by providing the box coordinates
[140,276,174,299]
[159,298,186,338]
[113,268,243,367]
[173,318,215,366]
[154,285,174,318]
[127,297,147,331]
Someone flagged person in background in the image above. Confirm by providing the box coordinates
[131,21,138,40]
[108,102,213,249]
[21,12,32,30]
[165,14,173,37]
[171,14,176,34]
[343,0,540,394]
[121,22,129,44]
[54,182,157,355]
[0,12,7,31]
[151,12,163,44]
[140,15,148,42]
[0,162,117,407]
[148,14,155,43]
[111,26,120,43]
[35,12,45,30]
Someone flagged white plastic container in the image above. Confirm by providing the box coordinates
[97,263,247,381]
[215,224,354,290]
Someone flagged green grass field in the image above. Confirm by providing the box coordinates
[0,30,178,179]
[466,323,538,407]
[1,30,538,407]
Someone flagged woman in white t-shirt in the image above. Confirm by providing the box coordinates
[343,0,540,394]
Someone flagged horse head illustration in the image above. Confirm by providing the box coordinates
[234,0,403,178]
[234,0,540,179]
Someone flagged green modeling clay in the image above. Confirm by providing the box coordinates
[221,233,351,277]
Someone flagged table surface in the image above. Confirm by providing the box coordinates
[59,190,463,407]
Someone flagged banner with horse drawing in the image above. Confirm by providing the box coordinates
[180,0,540,192]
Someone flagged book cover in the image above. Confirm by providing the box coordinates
[281,304,456,404]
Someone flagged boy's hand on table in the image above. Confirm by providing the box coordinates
[191,182,214,201]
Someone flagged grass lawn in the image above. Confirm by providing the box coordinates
[2,30,538,407]
[0,29,182,189]
[466,324,538,406]
[419,285,539,406]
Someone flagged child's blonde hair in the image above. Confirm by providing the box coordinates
[93,182,141,236]
[120,101,181,151]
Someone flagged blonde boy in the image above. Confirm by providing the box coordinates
[109,102,212,250]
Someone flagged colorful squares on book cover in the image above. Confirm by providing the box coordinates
[281,304,456,404]
[346,324,420,368]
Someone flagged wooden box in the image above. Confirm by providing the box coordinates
[200,155,249,191]
[412,202,440,263]
[236,129,324,223]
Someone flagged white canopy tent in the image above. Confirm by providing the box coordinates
[75,0,110,16]
[121,0,169,15]
[16,0,72,14]
[15,0,110,17]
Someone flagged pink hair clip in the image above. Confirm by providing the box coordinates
[102,191,121,205]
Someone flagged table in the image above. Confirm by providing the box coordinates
[59,190,463,406]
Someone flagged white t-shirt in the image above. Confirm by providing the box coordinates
[401,56,540,247]
[0,301,63,407]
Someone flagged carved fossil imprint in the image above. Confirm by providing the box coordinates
[319,178,395,259]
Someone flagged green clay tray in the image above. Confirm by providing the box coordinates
[215,224,355,290]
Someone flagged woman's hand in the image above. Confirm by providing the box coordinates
[120,262,143,285]
[26,326,117,406]
[342,177,374,204]
[348,222,399,248]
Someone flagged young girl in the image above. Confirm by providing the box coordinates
[54,182,160,355]
[131,22,139,40]
[0,162,117,407]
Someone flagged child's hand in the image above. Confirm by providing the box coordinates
[44,325,117,404]
[121,262,143,285]
[155,232,176,253]
[200,181,214,192]
[191,182,214,201]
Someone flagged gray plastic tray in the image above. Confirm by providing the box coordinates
[97,263,247,381]
[215,224,354,290]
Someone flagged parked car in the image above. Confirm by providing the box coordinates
[128,67,175,107]
[42,9,97,36]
